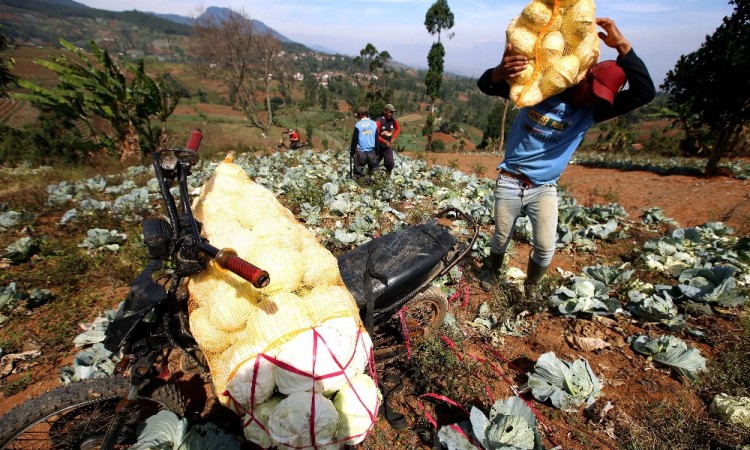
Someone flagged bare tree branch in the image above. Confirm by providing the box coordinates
[190,7,281,133]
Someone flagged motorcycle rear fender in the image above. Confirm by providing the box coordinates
[103,260,167,353]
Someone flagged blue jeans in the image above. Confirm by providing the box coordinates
[491,174,558,267]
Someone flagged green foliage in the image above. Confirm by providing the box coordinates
[431,139,446,152]
[595,118,636,152]
[481,99,516,148]
[421,113,435,138]
[0,26,16,97]
[424,0,455,42]
[14,39,178,159]
[425,43,446,103]
[661,0,750,175]
[0,110,95,166]
[355,43,394,107]
[423,0,454,150]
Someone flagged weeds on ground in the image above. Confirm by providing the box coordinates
[281,177,326,213]
[472,163,486,178]
[617,314,750,449]
[411,334,483,405]
[618,398,748,450]
[700,315,750,399]
[1,371,32,397]
[586,185,620,205]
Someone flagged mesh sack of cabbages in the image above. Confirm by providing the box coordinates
[187,158,380,449]
[506,0,600,107]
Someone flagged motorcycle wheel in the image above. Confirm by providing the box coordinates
[374,286,448,366]
[0,376,184,449]
[399,286,448,341]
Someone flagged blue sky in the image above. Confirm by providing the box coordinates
[78,0,734,87]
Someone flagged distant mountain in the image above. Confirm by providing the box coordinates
[151,7,297,45]
[309,44,340,55]
[29,0,89,7]
[149,13,192,26]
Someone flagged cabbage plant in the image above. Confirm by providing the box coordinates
[550,277,621,316]
[677,266,745,306]
[526,352,601,411]
[641,207,677,226]
[4,236,37,264]
[131,410,241,450]
[581,264,634,287]
[78,228,127,251]
[0,282,24,314]
[626,289,685,330]
[630,334,706,383]
[471,396,544,450]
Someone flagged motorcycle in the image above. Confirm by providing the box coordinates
[0,131,477,449]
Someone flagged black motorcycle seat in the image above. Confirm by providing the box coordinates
[337,219,454,311]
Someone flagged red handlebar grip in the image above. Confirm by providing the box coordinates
[224,256,270,288]
[186,129,203,152]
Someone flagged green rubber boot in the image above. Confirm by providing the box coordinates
[479,251,505,291]
[524,259,548,304]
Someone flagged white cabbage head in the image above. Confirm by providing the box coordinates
[332,373,380,445]
[226,352,277,411]
[274,318,364,396]
[267,392,340,447]
[243,395,283,448]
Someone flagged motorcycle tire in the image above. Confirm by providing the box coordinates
[374,286,448,366]
[399,286,448,341]
[0,376,185,449]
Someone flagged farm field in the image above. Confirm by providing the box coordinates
[0,149,749,449]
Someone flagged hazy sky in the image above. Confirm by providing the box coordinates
[77,0,734,87]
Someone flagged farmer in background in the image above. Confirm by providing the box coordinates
[476,17,655,297]
[350,106,379,184]
[376,103,400,177]
[288,128,300,149]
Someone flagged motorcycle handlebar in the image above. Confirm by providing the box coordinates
[185,129,203,152]
[198,242,270,289]
[154,129,270,289]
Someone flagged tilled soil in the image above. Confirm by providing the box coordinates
[1,154,749,449]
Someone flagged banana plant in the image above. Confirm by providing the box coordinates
[14,39,178,160]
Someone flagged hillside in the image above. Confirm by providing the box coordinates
[0,0,191,60]
[0,1,303,61]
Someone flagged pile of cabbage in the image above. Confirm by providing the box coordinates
[225,317,380,449]
[187,160,380,449]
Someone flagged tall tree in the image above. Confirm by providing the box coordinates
[15,39,178,162]
[354,43,393,110]
[192,8,281,134]
[662,0,750,176]
[423,0,454,151]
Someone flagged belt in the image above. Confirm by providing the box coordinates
[499,169,533,187]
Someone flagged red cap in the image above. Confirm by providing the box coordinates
[590,60,626,105]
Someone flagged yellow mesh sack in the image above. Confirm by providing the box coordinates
[188,158,380,448]
[506,0,600,107]
[187,157,363,402]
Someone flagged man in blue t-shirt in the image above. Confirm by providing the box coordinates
[350,106,379,183]
[476,18,655,297]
